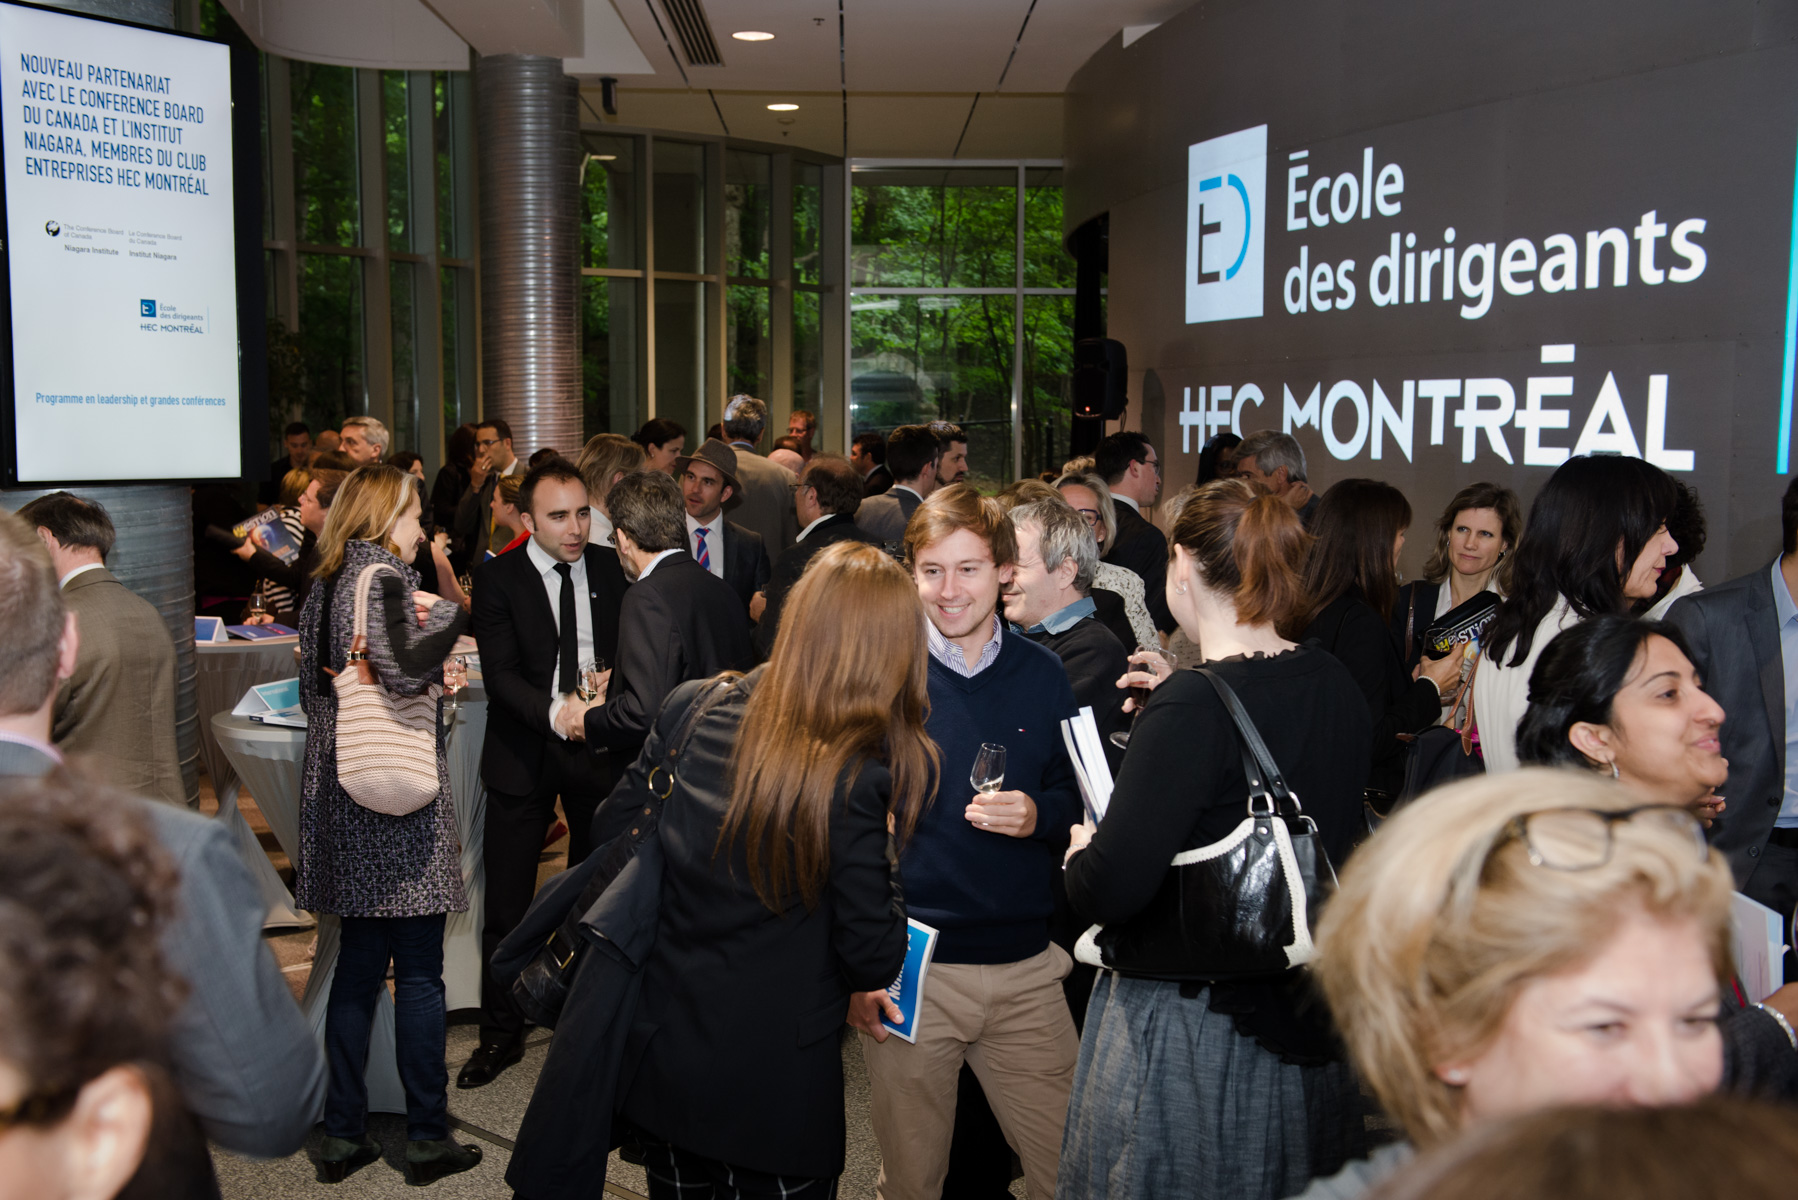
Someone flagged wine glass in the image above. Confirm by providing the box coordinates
[970,743,1006,796]
[245,583,267,621]
[1110,647,1178,749]
[578,657,607,703]
[444,654,469,713]
[457,572,475,603]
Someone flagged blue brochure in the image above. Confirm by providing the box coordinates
[879,919,940,1044]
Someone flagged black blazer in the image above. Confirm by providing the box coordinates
[861,462,894,497]
[714,519,771,614]
[583,551,755,757]
[1664,564,1786,887]
[1305,591,1442,796]
[1105,502,1174,634]
[472,542,628,796]
[755,515,879,658]
[596,670,908,1178]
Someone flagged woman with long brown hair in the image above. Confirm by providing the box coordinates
[606,539,936,1198]
[1299,478,1464,801]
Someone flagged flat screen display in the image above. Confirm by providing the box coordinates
[0,0,240,483]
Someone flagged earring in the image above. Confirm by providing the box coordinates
[1442,1068,1469,1085]
[1175,582,1188,595]
[1611,761,1620,781]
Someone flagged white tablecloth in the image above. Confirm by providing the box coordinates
[196,640,309,928]
[210,694,488,1116]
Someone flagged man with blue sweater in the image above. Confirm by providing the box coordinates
[850,485,1081,1200]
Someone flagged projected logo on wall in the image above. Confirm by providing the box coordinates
[1185,125,1266,324]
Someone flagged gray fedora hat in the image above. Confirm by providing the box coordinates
[673,437,741,494]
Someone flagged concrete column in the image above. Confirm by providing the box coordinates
[474,54,583,455]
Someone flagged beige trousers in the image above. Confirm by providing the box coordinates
[860,943,1079,1200]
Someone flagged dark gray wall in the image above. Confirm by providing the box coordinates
[1065,0,1798,579]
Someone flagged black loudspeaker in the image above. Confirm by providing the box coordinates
[1072,338,1128,420]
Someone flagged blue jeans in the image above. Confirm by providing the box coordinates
[324,913,449,1141]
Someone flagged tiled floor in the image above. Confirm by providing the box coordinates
[203,774,1011,1199]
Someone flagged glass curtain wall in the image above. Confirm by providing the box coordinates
[578,130,843,450]
[849,164,1078,489]
[205,1,478,472]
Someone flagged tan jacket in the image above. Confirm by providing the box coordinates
[54,567,185,807]
[725,443,800,556]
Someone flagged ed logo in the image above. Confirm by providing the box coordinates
[1185,125,1267,324]
[140,299,156,318]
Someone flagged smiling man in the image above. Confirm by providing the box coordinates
[462,456,627,1088]
[850,483,1081,1200]
[675,437,770,618]
[1002,499,1130,748]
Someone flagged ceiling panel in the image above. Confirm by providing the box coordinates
[843,0,1024,92]
[846,93,980,159]
[955,94,1063,159]
[996,0,1195,92]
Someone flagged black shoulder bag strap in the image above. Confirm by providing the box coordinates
[515,673,741,1027]
[1195,667,1303,821]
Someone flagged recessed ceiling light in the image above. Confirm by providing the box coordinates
[593,154,617,161]
[767,103,799,111]
[732,30,775,41]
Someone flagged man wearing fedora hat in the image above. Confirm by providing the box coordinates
[676,438,771,618]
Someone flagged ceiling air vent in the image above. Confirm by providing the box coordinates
[660,0,723,67]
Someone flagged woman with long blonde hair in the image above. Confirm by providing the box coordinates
[595,539,937,1199]
[296,464,479,1184]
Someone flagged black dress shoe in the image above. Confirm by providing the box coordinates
[456,1040,524,1089]
[405,1137,483,1185]
[318,1133,381,1183]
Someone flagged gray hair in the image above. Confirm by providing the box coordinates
[1235,429,1307,483]
[723,395,768,444]
[1011,500,1098,594]
[605,470,687,553]
[1053,471,1118,549]
[341,415,390,455]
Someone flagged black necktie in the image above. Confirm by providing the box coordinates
[554,563,578,694]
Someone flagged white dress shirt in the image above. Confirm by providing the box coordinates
[529,537,596,740]
[1114,493,1142,514]
[797,514,832,542]
[685,511,727,580]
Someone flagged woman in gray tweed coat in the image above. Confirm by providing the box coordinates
[296,464,480,1185]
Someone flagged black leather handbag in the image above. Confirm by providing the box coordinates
[505,676,738,1028]
[1075,668,1337,981]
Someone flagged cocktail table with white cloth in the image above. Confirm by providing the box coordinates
[196,638,310,927]
[210,688,488,1115]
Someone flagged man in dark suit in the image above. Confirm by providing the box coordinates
[676,438,770,617]
[1095,430,1174,640]
[856,423,942,544]
[17,492,185,807]
[460,457,628,1088]
[452,417,527,569]
[259,420,313,505]
[0,509,325,1157]
[1665,478,1798,933]
[853,430,893,497]
[561,471,754,788]
[755,455,880,658]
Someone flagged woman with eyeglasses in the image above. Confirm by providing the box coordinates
[1290,769,1739,1199]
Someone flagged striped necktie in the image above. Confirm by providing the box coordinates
[695,525,711,570]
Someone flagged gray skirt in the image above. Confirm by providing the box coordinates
[1056,972,1364,1200]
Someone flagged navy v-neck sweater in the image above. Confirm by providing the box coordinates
[903,631,1081,964]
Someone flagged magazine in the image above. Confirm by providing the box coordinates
[233,507,301,565]
[879,919,940,1044]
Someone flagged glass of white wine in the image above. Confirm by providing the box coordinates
[444,654,469,713]
[970,743,1006,797]
[578,657,607,703]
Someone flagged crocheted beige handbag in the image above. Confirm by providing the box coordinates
[333,563,442,816]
